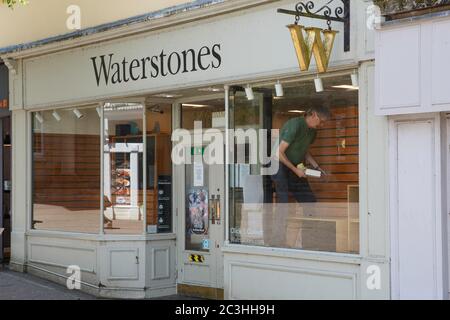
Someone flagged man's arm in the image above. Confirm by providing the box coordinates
[305,152,319,169]
[277,141,306,178]
[305,152,326,175]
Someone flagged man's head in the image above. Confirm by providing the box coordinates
[305,105,332,129]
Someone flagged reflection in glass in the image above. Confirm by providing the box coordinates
[103,103,144,234]
[145,104,172,233]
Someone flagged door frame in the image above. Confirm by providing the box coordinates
[172,96,227,290]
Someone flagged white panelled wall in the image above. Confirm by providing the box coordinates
[376,12,450,299]
[376,16,450,115]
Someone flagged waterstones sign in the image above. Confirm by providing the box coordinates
[90,44,222,86]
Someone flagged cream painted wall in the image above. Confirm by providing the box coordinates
[0,0,192,48]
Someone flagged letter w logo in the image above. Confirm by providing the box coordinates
[287,25,338,73]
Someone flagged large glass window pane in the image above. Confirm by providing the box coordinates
[229,75,360,254]
[32,107,101,233]
[181,98,225,130]
[103,103,144,234]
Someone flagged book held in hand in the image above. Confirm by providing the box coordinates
[297,163,322,178]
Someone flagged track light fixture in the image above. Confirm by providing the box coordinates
[245,84,254,101]
[314,75,324,93]
[52,110,61,122]
[275,80,284,97]
[351,71,359,88]
[35,112,44,124]
[73,108,84,119]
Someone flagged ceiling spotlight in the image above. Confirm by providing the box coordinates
[275,81,284,97]
[314,76,324,93]
[52,110,61,122]
[73,108,84,119]
[245,85,254,101]
[35,112,44,124]
[96,107,102,117]
[351,71,359,88]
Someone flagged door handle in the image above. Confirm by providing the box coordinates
[215,194,221,225]
[209,195,216,224]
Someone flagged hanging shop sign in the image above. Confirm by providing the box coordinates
[287,25,337,73]
[278,0,350,73]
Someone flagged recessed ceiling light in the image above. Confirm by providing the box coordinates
[182,104,209,108]
[332,85,359,90]
[288,110,306,114]
[153,93,183,98]
[198,87,223,92]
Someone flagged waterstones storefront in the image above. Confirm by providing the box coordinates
[0,0,393,299]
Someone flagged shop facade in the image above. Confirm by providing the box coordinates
[0,0,392,299]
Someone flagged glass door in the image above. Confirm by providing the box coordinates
[175,96,225,293]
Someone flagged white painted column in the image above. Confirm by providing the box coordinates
[10,109,28,272]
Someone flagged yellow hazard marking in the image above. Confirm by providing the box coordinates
[189,254,205,263]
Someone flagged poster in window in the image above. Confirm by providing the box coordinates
[187,189,209,235]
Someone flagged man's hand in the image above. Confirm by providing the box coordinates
[293,167,306,179]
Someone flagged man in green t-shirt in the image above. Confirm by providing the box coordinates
[272,105,331,204]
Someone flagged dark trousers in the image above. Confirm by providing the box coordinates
[262,163,316,247]
[271,163,317,204]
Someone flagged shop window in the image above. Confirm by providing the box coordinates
[181,99,225,130]
[31,103,173,234]
[103,103,144,234]
[229,75,360,254]
[32,107,101,233]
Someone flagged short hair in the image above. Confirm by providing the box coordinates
[306,105,332,120]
